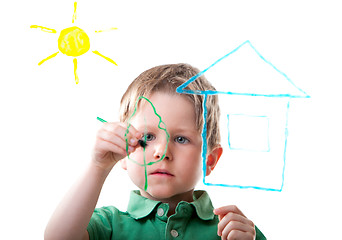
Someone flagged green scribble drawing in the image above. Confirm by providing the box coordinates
[125,96,170,191]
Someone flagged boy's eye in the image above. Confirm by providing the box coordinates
[143,133,155,142]
[175,136,189,144]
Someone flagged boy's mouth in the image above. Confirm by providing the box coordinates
[151,169,174,176]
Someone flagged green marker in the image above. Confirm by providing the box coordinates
[97,116,107,123]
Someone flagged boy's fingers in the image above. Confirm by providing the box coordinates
[217,212,254,237]
[223,229,254,240]
[214,205,246,218]
[96,131,129,155]
[101,122,140,147]
[96,128,136,156]
[125,124,142,140]
[94,139,127,158]
[98,125,125,144]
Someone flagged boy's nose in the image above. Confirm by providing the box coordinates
[153,140,171,161]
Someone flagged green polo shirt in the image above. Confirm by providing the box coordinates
[87,190,266,240]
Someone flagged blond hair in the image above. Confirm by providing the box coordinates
[119,63,220,150]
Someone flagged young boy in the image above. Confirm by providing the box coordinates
[45,63,266,240]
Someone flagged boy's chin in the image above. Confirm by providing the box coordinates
[140,188,175,201]
[139,187,194,202]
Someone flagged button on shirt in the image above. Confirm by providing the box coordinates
[87,190,266,240]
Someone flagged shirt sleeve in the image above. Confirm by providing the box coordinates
[255,225,267,240]
[87,206,115,240]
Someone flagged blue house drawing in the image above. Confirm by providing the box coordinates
[177,40,310,191]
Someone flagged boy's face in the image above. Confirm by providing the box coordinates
[121,92,204,202]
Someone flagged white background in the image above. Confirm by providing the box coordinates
[1,0,341,239]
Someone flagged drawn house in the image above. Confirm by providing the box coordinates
[177,40,310,191]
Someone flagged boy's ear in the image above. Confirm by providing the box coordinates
[205,145,223,176]
[120,158,128,170]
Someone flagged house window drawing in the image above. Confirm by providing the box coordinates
[227,114,270,152]
[177,40,310,191]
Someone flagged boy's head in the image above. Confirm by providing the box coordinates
[119,63,220,151]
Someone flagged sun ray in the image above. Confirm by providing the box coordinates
[72,2,77,24]
[38,51,59,65]
[73,58,79,84]
[95,27,118,33]
[92,50,117,65]
[30,25,57,33]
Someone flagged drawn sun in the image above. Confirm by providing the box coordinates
[31,2,117,84]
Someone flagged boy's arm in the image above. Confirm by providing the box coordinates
[45,164,109,240]
[44,163,110,240]
[44,122,141,240]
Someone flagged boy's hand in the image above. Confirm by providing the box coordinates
[92,122,141,171]
[214,205,256,240]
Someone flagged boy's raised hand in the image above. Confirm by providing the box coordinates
[45,121,142,240]
[214,205,256,240]
[92,122,141,171]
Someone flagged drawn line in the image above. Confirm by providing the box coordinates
[95,28,118,33]
[177,40,311,98]
[125,96,170,190]
[72,2,77,23]
[97,117,107,123]
[280,100,291,191]
[92,50,118,65]
[202,100,290,191]
[202,99,288,191]
[248,41,309,97]
[73,58,79,84]
[97,97,170,191]
[203,182,282,192]
[227,114,270,152]
[30,25,57,33]
[200,92,289,191]
[125,96,170,167]
[179,90,310,98]
[143,116,148,191]
[177,40,248,95]
[38,52,59,65]
[201,95,208,182]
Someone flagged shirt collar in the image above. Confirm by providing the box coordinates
[126,190,160,219]
[126,190,215,221]
[190,190,215,220]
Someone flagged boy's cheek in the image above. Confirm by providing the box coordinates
[126,150,148,165]
[119,153,144,170]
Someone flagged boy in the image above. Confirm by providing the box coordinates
[45,63,266,240]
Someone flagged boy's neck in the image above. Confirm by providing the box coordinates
[139,189,195,216]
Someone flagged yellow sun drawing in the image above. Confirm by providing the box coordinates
[30,2,117,84]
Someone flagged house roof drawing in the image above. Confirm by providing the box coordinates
[177,40,310,98]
